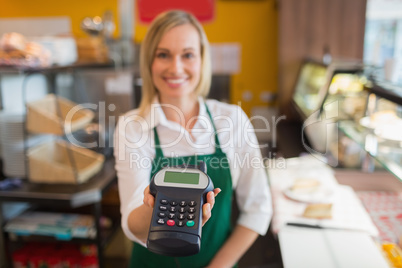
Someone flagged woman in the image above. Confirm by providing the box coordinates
[114,10,272,267]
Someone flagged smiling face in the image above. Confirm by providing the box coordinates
[151,23,202,103]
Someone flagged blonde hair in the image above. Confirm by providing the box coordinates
[138,10,212,116]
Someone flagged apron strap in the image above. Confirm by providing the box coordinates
[153,102,224,157]
[204,104,224,155]
[153,127,164,158]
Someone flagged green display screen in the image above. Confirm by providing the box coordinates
[164,171,200,185]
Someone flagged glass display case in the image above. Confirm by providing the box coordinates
[292,59,366,156]
[292,60,327,119]
[292,59,366,120]
[338,81,402,181]
[291,59,402,179]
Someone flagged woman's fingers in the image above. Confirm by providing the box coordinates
[208,188,221,209]
[213,188,221,197]
[202,203,212,226]
[207,191,215,209]
[202,188,221,226]
[143,186,155,208]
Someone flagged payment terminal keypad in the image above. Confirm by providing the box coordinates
[156,198,197,228]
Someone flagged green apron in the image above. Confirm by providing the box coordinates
[130,105,233,268]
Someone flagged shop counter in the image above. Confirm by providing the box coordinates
[279,225,388,268]
[266,155,396,267]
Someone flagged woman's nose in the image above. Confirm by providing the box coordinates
[169,56,184,73]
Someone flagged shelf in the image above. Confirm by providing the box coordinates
[6,218,120,249]
[338,120,402,181]
[0,158,116,208]
[0,157,117,268]
[0,58,123,267]
[0,62,115,75]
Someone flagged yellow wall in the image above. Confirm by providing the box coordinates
[0,0,120,38]
[0,0,278,115]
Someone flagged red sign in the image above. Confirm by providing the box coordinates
[137,0,215,23]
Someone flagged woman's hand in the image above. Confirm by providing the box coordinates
[143,186,221,226]
[202,188,221,226]
[143,186,155,208]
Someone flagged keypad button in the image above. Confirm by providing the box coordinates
[158,212,166,218]
[169,207,176,212]
[170,201,178,206]
[180,201,187,207]
[189,201,196,207]
[167,220,175,226]
[179,207,186,213]
[188,214,195,220]
[178,214,185,220]
[177,221,184,227]
[160,199,168,205]
[188,207,196,213]
[168,213,175,219]
[157,219,165,225]
[159,206,167,211]
[186,221,195,227]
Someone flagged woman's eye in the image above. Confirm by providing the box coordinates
[156,52,168,59]
[183,53,194,59]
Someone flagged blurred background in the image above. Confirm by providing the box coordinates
[0,0,402,267]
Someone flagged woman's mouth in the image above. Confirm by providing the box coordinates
[165,77,188,87]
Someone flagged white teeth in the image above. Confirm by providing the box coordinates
[167,78,186,84]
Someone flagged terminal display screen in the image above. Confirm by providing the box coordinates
[164,171,200,185]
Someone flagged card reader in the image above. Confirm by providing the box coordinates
[147,162,214,256]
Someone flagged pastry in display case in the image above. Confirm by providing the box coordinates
[359,82,402,143]
[361,82,402,169]
[321,71,367,121]
[338,80,402,178]
[319,65,368,168]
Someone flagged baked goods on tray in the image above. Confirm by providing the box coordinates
[302,203,333,219]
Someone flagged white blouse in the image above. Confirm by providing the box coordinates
[114,97,272,246]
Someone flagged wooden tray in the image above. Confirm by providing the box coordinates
[27,140,105,184]
[26,94,95,135]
